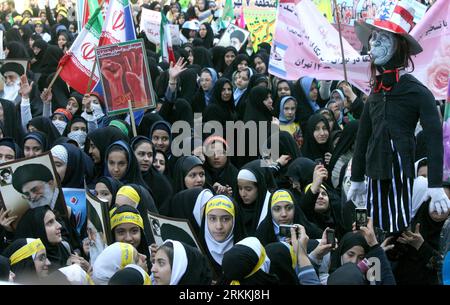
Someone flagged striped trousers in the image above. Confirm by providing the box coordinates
[366,141,413,233]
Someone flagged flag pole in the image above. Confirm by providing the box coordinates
[128,100,137,138]
[333,0,348,82]
[47,65,64,91]
[86,59,97,93]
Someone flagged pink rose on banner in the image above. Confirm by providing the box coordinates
[427,59,450,99]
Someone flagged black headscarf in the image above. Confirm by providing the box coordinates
[327,262,366,285]
[27,116,61,146]
[108,267,145,285]
[211,45,226,73]
[137,112,164,137]
[220,46,238,74]
[252,52,269,75]
[30,39,48,73]
[5,28,22,43]
[196,22,214,48]
[256,189,323,245]
[0,98,22,142]
[37,45,64,91]
[329,231,370,274]
[243,86,273,123]
[172,156,204,194]
[192,47,213,69]
[272,79,294,118]
[159,98,194,129]
[130,136,173,210]
[86,126,130,181]
[224,54,250,80]
[104,140,147,187]
[301,113,332,161]
[222,238,279,285]
[235,160,276,236]
[5,41,30,59]
[178,68,198,102]
[0,255,10,281]
[57,142,94,188]
[265,242,299,285]
[203,78,236,125]
[96,176,123,210]
[23,130,49,152]
[14,205,71,273]
[286,157,316,191]
[2,239,39,284]
[328,120,359,176]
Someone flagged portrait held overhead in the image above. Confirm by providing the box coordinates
[0,0,447,291]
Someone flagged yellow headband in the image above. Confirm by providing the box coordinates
[289,244,297,269]
[9,239,45,266]
[205,197,235,217]
[271,190,294,207]
[143,272,151,285]
[111,212,144,230]
[120,243,135,269]
[117,186,140,205]
[230,246,267,285]
[304,183,327,194]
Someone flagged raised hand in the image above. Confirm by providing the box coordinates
[124,51,148,108]
[169,57,187,82]
[0,208,17,232]
[397,223,424,250]
[101,59,126,104]
[19,75,33,99]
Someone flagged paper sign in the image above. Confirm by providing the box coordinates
[244,8,276,52]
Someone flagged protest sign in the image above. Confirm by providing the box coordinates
[243,8,276,52]
[63,188,87,234]
[0,59,28,74]
[0,153,68,230]
[147,212,205,254]
[96,39,156,115]
[140,8,182,46]
[269,0,371,95]
[332,23,363,52]
[86,189,112,258]
[217,23,250,51]
[312,0,334,22]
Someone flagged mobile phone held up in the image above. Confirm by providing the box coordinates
[315,158,324,165]
[355,208,368,230]
[279,224,297,238]
[326,229,335,248]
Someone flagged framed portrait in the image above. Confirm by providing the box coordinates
[86,190,113,250]
[147,212,206,255]
[96,39,157,115]
[0,152,68,230]
[217,24,250,51]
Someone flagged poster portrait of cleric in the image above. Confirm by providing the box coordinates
[11,163,60,210]
[230,30,246,51]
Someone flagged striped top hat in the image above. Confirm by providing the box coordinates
[355,0,422,55]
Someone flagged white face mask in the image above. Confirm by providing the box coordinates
[92,103,104,118]
[68,130,87,149]
[53,120,67,135]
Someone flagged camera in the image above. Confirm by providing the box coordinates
[315,158,324,165]
[279,224,298,238]
[325,229,335,247]
[355,208,368,230]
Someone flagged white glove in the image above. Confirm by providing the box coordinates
[347,181,367,205]
[427,187,450,215]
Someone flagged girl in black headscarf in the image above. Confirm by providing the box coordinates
[211,46,226,74]
[235,161,276,236]
[272,79,294,118]
[131,136,174,210]
[159,97,194,129]
[223,54,250,81]
[30,39,48,73]
[219,46,237,76]
[199,195,247,281]
[203,135,238,196]
[22,130,49,157]
[85,126,130,183]
[222,237,279,285]
[104,140,147,187]
[5,41,30,59]
[50,142,94,188]
[256,189,323,245]
[252,52,269,75]
[328,231,370,275]
[37,45,63,92]
[301,113,333,162]
[2,238,50,284]
[172,156,206,194]
[137,112,164,137]
[14,205,73,273]
[110,205,152,270]
[151,239,213,285]
[196,22,214,49]
[328,120,359,189]
[0,98,22,142]
[265,241,299,285]
[27,116,61,146]
[203,78,237,126]
[191,46,213,71]
[5,28,22,43]
[94,176,123,210]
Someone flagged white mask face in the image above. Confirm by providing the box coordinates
[53,120,67,135]
[369,30,397,66]
[68,130,87,149]
[91,103,104,118]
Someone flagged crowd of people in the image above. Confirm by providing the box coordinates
[0,0,448,286]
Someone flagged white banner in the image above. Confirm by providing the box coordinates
[140,7,162,45]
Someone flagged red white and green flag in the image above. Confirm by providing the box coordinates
[160,11,175,64]
[99,0,136,45]
[58,6,103,94]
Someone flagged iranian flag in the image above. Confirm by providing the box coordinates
[82,0,107,28]
[160,11,175,64]
[99,0,136,46]
[58,6,103,94]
